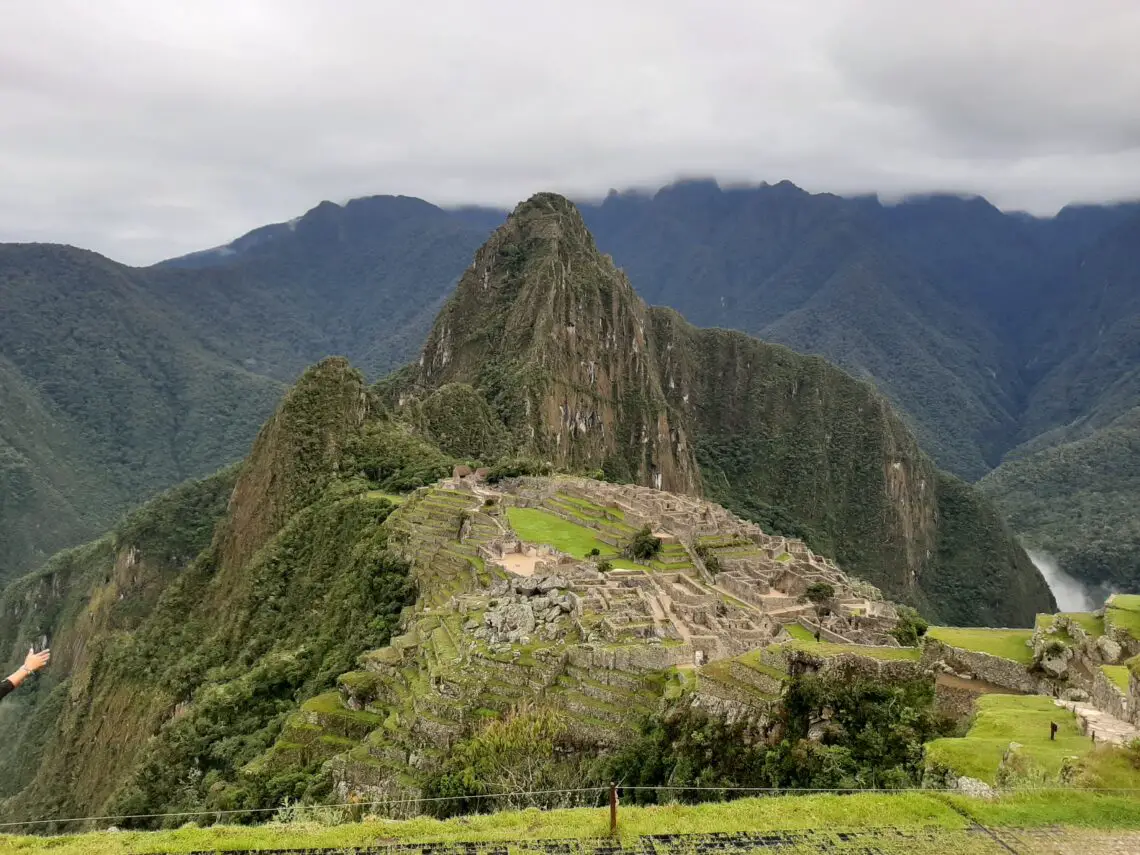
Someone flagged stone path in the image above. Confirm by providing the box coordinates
[1056,699,1140,746]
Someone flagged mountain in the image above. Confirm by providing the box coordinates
[980,212,1140,593]
[980,406,1140,597]
[0,197,1056,823]
[0,244,285,586]
[0,199,492,586]
[396,193,1050,624]
[4,179,1138,598]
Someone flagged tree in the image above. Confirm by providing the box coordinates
[802,582,835,628]
[624,526,662,562]
[890,606,929,647]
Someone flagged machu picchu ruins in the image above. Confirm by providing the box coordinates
[257,474,917,802]
[244,470,1140,807]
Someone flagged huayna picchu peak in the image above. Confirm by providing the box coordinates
[413,192,700,494]
[402,193,1052,625]
[0,192,1060,830]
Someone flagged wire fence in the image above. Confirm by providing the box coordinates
[2,782,1139,834]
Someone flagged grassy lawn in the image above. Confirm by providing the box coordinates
[364,490,407,503]
[785,623,817,642]
[1103,664,1131,694]
[925,695,1088,783]
[505,508,644,570]
[779,639,923,661]
[3,791,1139,854]
[1064,612,1106,638]
[926,626,1034,665]
[1107,595,1140,639]
[506,507,614,557]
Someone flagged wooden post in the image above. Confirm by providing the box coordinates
[609,781,618,837]
[1050,721,1057,741]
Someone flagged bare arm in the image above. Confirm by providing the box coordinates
[2,648,51,692]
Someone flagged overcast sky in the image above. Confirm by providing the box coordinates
[3,0,1139,264]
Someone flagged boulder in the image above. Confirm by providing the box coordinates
[956,777,995,799]
[1097,635,1124,664]
[515,577,541,595]
[538,575,568,594]
[501,603,536,635]
[1040,652,1071,679]
[1061,687,1090,702]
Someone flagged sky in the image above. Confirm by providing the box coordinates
[2,0,1139,265]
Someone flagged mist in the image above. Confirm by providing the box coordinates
[1027,549,1097,612]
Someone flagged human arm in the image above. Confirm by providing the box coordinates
[0,648,51,700]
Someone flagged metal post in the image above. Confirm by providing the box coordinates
[609,781,618,837]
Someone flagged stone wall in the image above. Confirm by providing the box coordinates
[783,649,928,685]
[1091,667,1130,723]
[934,679,981,723]
[921,640,1042,694]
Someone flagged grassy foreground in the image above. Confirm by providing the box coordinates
[926,695,1088,783]
[2,792,1139,854]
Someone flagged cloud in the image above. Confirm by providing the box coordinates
[2,0,1139,263]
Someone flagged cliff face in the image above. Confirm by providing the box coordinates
[411,194,1052,621]
[414,193,700,493]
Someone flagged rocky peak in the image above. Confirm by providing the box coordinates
[413,193,700,492]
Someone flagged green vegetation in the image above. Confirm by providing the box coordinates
[614,675,948,800]
[926,695,1088,784]
[624,526,663,561]
[343,419,455,492]
[4,789,1140,854]
[1065,612,1106,638]
[1107,594,1140,639]
[776,641,923,662]
[891,606,929,647]
[981,408,1140,592]
[1103,665,1130,694]
[785,623,817,643]
[926,627,1034,665]
[506,508,614,559]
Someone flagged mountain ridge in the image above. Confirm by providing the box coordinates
[3,178,1139,592]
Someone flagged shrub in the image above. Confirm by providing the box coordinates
[890,606,929,647]
[485,457,553,484]
[587,547,600,557]
[803,582,836,605]
[624,526,662,561]
[597,559,613,573]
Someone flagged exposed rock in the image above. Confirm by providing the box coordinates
[1097,635,1124,664]
[1038,645,1073,679]
[956,777,995,799]
[1061,687,1090,702]
[538,575,568,593]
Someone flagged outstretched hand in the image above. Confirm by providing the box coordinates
[23,647,50,674]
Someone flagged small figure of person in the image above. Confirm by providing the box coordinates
[0,647,51,702]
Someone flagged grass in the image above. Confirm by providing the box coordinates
[925,694,1089,783]
[1063,612,1106,638]
[1102,665,1131,694]
[785,623,817,642]
[926,626,1034,665]
[1107,594,1140,639]
[364,490,407,503]
[506,507,616,558]
[3,792,1139,854]
[782,639,922,661]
